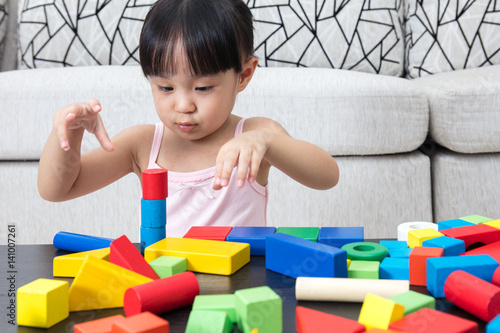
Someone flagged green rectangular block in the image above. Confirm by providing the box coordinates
[235,286,282,333]
[275,227,320,242]
[460,215,494,224]
[390,290,435,315]
[148,256,187,278]
[347,260,379,279]
[185,310,233,333]
[193,294,237,323]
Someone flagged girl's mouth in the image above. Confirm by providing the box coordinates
[177,123,197,133]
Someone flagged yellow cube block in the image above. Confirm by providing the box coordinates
[483,219,500,230]
[358,293,405,330]
[407,228,443,248]
[144,237,250,275]
[69,256,152,311]
[17,278,69,328]
[53,247,110,277]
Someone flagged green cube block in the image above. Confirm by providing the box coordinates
[390,290,435,315]
[148,256,187,278]
[460,215,494,224]
[275,227,320,242]
[235,286,282,333]
[185,310,233,333]
[347,260,379,279]
[193,294,237,323]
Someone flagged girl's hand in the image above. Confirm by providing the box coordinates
[54,98,114,152]
[213,130,270,190]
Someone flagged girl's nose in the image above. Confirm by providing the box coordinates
[175,93,196,113]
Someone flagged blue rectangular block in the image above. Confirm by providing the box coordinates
[438,218,474,231]
[422,236,465,256]
[379,257,409,280]
[388,247,413,258]
[226,227,276,255]
[427,254,498,298]
[317,227,364,248]
[265,233,347,279]
[487,314,500,332]
[380,240,408,249]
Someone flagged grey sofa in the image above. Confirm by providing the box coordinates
[0,0,499,245]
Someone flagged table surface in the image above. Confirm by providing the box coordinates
[0,244,487,333]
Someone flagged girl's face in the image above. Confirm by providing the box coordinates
[148,46,256,142]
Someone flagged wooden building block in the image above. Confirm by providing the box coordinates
[364,330,402,333]
[409,246,444,286]
[387,247,412,258]
[487,314,500,332]
[142,169,168,200]
[422,236,465,256]
[438,218,474,231]
[17,278,69,328]
[144,237,249,275]
[73,314,125,333]
[112,311,170,333]
[275,227,320,242]
[69,256,152,311]
[183,226,233,241]
[148,256,187,278]
[295,277,409,302]
[193,294,237,323]
[296,306,365,333]
[124,271,199,316]
[379,240,407,249]
[348,260,380,279]
[110,235,159,280]
[484,219,500,230]
[389,290,435,315]
[426,254,498,298]
[317,227,364,248]
[460,215,494,224]
[53,247,110,277]
[226,226,276,255]
[389,308,478,332]
[445,270,500,322]
[265,233,347,278]
[185,310,233,333]
[441,224,500,250]
[341,242,388,262]
[461,240,500,262]
[379,257,409,280]
[53,231,113,252]
[235,286,282,333]
[407,228,444,248]
[358,293,405,330]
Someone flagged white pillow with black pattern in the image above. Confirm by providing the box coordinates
[18,0,156,69]
[405,0,500,78]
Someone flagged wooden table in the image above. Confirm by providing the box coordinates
[0,244,487,332]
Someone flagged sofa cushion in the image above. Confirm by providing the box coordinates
[405,0,500,78]
[0,66,428,160]
[0,0,7,59]
[413,65,500,154]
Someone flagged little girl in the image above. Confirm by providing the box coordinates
[38,0,340,237]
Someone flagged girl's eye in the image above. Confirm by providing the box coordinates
[196,86,212,92]
[159,86,173,92]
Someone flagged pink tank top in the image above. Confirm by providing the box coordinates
[147,118,268,237]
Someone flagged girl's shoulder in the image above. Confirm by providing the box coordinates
[241,117,288,134]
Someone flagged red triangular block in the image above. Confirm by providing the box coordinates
[110,235,159,280]
[296,306,365,333]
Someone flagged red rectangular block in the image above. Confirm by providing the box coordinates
[461,240,500,262]
[110,235,159,280]
[183,226,233,241]
[112,311,169,333]
[296,306,365,333]
[409,246,444,286]
[73,315,125,333]
[441,224,500,250]
[389,308,478,333]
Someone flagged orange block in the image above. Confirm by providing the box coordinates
[409,247,444,286]
[112,312,169,333]
[73,315,125,333]
[296,306,365,333]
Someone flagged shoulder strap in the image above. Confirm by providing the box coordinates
[147,123,164,169]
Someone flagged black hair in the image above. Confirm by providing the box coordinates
[139,0,254,77]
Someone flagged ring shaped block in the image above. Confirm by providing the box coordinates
[124,271,199,316]
[142,169,168,200]
[53,231,113,252]
[341,242,388,262]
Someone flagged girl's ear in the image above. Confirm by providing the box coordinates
[237,57,259,92]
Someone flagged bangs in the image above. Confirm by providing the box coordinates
[140,0,253,77]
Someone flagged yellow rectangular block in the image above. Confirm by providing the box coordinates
[483,219,500,229]
[407,228,443,248]
[17,278,69,328]
[144,237,250,275]
[53,247,110,277]
[68,256,152,311]
[358,293,405,330]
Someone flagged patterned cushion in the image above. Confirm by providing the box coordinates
[0,0,7,60]
[405,0,500,78]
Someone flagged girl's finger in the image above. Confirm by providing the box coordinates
[94,116,115,152]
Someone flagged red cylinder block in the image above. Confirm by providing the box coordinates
[444,270,500,322]
[142,169,168,200]
[124,271,199,316]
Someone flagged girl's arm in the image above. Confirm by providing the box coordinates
[213,117,339,190]
[38,99,143,202]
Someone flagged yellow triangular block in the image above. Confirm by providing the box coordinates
[68,256,152,311]
[53,247,110,277]
[358,293,405,330]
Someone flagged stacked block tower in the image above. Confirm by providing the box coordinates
[141,169,168,253]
